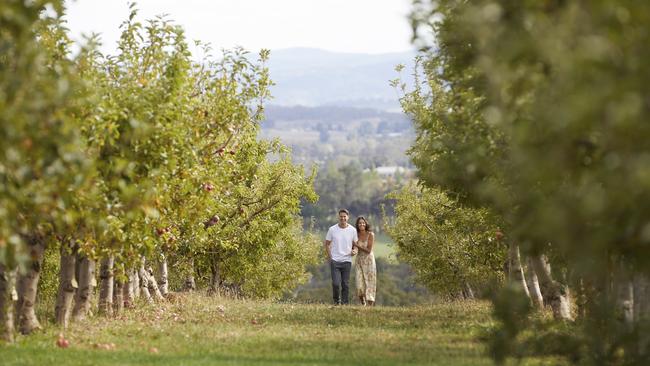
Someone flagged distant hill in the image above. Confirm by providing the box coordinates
[264,48,416,111]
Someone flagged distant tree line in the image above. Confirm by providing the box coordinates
[264,105,407,123]
[301,162,410,231]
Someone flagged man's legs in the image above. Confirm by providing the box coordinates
[330,260,342,304]
[340,261,351,305]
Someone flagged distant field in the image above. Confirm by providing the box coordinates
[0,293,565,366]
[372,232,397,261]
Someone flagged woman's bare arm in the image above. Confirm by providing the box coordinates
[355,233,374,253]
[366,232,374,253]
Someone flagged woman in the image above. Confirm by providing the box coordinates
[353,216,377,306]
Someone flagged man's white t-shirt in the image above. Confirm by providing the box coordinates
[326,224,358,263]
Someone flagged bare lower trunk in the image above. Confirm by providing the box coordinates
[16,235,45,334]
[616,276,634,329]
[222,283,242,299]
[184,276,196,291]
[55,242,77,327]
[530,254,572,320]
[183,257,196,292]
[208,259,221,296]
[157,254,169,297]
[113,278,124,315]
[98,256,114,316]
[525,257,544,309]
[463,282,475,299]
[72,255,96,321]
[138,263,153,304]
[145,265,164,301]
[132,267,140,299]
[615,270,635,359]
[0,264,17,342]
[634,274,649,355]
[575,278,588,320]
[508,242,530,298]
[123,268,136,308]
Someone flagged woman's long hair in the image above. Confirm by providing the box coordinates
[355,216,371,233]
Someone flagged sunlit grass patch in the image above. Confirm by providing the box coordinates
[2,293,564,366]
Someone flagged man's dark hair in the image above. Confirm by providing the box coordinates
[338,209,350,216]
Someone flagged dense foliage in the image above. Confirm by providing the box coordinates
[1,0,319,342]
[0,0,95,273]
[404,0,650,364]
[387,183,504,298]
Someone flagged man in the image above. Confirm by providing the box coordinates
[324,209,358,305]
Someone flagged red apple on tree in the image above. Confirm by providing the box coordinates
[495,230,504,241]
[204,215,220,228]
[202,182,215,192]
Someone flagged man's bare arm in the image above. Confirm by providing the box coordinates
[324,239,332,260]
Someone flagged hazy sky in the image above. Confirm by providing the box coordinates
[63,0,415,55]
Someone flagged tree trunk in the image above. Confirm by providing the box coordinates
[462,282,475,299]
[508,242,530,298]
[615,273,634,329]
[123,268,136,308]
[530,254,572,320]
[132,266,140,299]
[633,274,649,356]
[72,255,96,321]
[184,275,196,291]
[223,283,243,299]
[525,257,544,309]
[138,263,153,304]
[98,256,114,316]
[0,264,17,343]
[184,258,196,292]
[208,258,221,296]
[113,278,124,315]
[15,235,45,334]
[575,277,588,320]
[157,253,169,297]
[55,242,77,328]
[614,269,636,359]
[145,265,164,301]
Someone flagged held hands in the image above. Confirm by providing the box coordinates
[351,243,360,256]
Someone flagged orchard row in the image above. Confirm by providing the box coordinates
[0,1,319,342]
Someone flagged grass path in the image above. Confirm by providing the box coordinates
[1,294,561,365]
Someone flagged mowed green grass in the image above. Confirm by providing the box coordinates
[0,293,563,366]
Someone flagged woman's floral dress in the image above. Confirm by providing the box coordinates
[355,235,376,302]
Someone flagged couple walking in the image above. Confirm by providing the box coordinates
[324,209,377,306]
